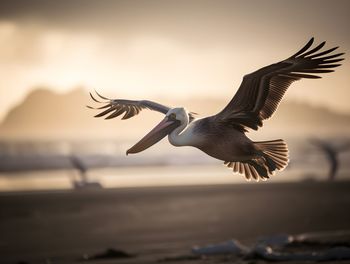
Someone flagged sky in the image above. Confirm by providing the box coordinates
[0,0,349,121]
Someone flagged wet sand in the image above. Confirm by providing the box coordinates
[1,181,350,263]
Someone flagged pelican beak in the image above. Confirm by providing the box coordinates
[126,117,180,155]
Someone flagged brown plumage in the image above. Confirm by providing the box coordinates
[88,38,344,181]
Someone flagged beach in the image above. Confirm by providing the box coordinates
[1,181,350,263]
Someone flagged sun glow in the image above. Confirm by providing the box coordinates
[0,16,349,122]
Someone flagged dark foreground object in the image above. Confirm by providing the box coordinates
[80,247,135,261]
[1,181,350,263]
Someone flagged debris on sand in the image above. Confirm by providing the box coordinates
[192,239,249,256]
[192,230,350,262]
[80,248,135,261]
[158,254,202,262]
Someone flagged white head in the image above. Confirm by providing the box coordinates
[126,107,189,155]
[165,107,189,125]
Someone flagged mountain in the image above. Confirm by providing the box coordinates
[0,88,171,140]
[1,88,350,140]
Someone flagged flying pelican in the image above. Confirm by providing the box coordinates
[88,38,344,181]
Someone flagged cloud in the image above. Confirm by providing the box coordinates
[0,21,43,64]
[1,0,349,49]
[0,22,103,120]
[0,1,349,121]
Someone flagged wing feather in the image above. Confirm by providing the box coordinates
[88,91,197,122]
[215,38,344,130]
[88,91,171,120]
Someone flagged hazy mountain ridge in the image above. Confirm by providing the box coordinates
[0,87,162,140]
[1,88,350,140]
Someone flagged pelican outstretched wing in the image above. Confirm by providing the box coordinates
[88,91,171,120]
[215,38,344,131]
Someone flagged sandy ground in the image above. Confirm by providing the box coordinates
[1,181,350,264]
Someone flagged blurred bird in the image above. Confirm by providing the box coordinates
[88,38,344,181]
[70,155,102,189]
[70,155,88,180]
[310,139,350,181]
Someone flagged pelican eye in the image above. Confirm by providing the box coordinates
[168,113,176,120]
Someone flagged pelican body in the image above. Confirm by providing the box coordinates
[89,38,344,181]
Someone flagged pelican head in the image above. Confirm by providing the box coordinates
[126,107,188,155]
[166,107,189,125]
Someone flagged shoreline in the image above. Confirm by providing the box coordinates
[1,180,350,263]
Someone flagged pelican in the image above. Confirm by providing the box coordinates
[88,38,344,181]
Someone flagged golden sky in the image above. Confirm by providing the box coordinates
[0,0,349,121]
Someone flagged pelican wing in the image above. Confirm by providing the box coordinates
[88,91,171,120]
[215,38,344,131]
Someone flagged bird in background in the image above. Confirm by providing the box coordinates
[310,138,350,181]
[88,38,344,181]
